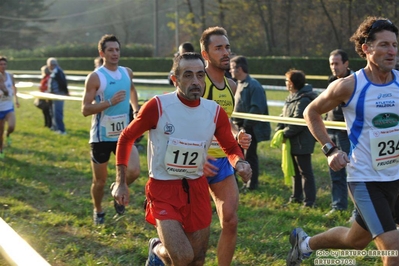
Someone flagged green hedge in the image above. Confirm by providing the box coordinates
[247,57,367,87]
[1,43,153,58]
[7,57,173,72]
[247,57,366,76]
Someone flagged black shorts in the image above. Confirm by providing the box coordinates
[349,180,399,238]
[90,142,117,164]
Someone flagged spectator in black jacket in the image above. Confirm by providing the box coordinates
[276,69,318,207]
[230,55,271,190]
[324,49,354,217]
[47,57,69,135]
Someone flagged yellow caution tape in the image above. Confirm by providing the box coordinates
[232,112,346,130]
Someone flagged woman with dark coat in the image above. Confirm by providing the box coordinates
[276,69,318,207]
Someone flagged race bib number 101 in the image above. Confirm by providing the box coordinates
[102,114,127,138]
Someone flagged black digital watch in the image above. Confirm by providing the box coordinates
[322,142,338,157]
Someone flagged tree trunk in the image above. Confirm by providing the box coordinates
[320,0,342,47]
[285,0,292,55]
[267,0,275,48]
[218,0,225,26]
[185,0,196,25]
[254,0,272,54]
[348,0,352,38]
[200,0,205,32]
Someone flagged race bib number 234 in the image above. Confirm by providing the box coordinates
[370,129,399,170]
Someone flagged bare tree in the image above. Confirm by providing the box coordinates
[200,0,206,32]
[0,0,51,49]
[320,0,341,48]
[217,0,225,26]
[185,0,196,26]
[284,0,293,55]
[254,0,272,54]
[267,0,276,48]
[348,0,353,39]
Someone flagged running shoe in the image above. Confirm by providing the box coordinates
[324,209,343,217]
[286,228,312,265]
[110,182,125,215]
[55,130,67,135]
[145,238,164,266]
[348,209,357,224]
[93,211,105,225]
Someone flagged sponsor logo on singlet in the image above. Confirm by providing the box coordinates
[375,100,395,108]
[377,93,393,99]
[164,122,175,135]
[372,113,399,128]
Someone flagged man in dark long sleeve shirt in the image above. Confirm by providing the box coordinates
[230,55,271,190]
[325,49,354,216]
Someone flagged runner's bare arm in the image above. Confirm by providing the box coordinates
[81,72,127,116]
[126,67,140,113]
[304,76,354,145]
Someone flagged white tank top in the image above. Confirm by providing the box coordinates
[0,72,14,111]
[148,92,220,180]
[343,69,399,182]
[89,66,131,143]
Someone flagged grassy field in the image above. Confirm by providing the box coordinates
[0,86,381,266]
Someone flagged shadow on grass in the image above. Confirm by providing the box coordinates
[1,152,154,265]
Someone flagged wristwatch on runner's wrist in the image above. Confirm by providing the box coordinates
[321,142,338,157]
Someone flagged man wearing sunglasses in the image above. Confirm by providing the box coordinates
[287,17,399,266]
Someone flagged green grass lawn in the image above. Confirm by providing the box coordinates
[0,87,381,265]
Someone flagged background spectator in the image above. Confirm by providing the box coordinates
[47,57,69,135]
[230,55,271,190]
[94,56,103,69]
[168,42,195,85]
[276,69,318,207]
[324,49,354,217]
[36,65,52,128]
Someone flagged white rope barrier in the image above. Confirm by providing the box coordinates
[14,72,340,128]
[13,73,170,85]
[14,82,344,129]
[28,91,83,101]
[232,112,346,130]
[14,72,327,108]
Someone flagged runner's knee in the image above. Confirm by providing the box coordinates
[126,166,140,183]
[221,211,238,231]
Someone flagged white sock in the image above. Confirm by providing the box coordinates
[300,236,313,253]
[153,242,161,257]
